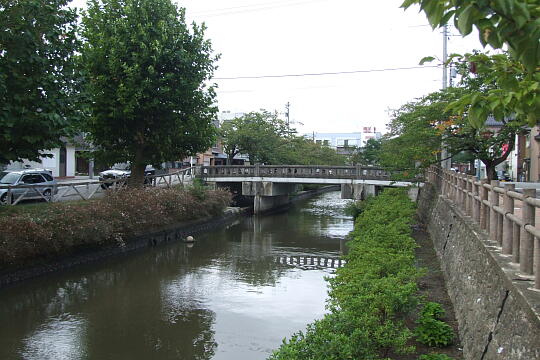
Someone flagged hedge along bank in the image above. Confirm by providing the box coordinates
[0,185,231,272]
[269,188,425,360]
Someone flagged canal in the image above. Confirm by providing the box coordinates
[0,191,353,360]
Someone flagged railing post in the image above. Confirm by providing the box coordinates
[254,164,260,177]
[473,179,480,223]
[460,173,466,209]
[502,184,515,255]
[466,175,473,216]
[519,189,536,275]
[450,172,456,201]
[480,179,489,230]
[489,180,500,243]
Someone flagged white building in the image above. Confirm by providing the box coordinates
[5,136,91,178]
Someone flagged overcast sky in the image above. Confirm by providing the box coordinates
[71,0,484,134]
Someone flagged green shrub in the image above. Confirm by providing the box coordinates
[415,302,454,347]
[419,353,455,360]
[421,302,446,320]
[415,318,454,347]
[270,188,421,359]
[0,186,231,269]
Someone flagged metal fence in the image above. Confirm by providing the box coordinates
[428,166,540,290]
[0,167,196,205]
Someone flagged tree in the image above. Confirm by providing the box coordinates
[379,90,452,173]
[219,111,289,165]
[447,52,539,128]
[401,0,540,71]
[347,138,382,166]
[81,0,218,185]
[0,0,80,164]
[382,86,521,180]
[276,136,346,166]
[219,110,346,166]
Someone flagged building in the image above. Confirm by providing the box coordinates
[308,129,382,155]
[4,136,92,178]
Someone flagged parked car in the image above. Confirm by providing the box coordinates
[0,169,57,205]
[99,164,156,188]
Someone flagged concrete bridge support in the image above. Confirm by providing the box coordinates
[242,181,297,214]
[340,183,376,200]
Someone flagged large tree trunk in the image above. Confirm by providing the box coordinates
[486,164,497,181]
[129,147,146,187]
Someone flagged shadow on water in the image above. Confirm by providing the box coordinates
[0,191,353,360]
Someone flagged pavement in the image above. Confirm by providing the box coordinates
[56,176,98,184]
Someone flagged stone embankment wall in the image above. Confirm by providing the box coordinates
[418,184,540,360]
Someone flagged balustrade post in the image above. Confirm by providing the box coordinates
[502,184,515,255]
[459,174,467,212]
[466,175,473,216]
[489,180,500,242]
[479,180,489,230]
[536,237,540,289]
[441,170,446,196]
[450,170,458,201]
[255,164,260,177]
[519,189,536,275]
[473,180,480,223]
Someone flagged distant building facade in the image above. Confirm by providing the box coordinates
[307,128,382,155]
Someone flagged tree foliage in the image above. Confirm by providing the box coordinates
[80,0,218,184]
[219,110,346,165]
[381,52,524,180]
[447,52,539,128]
[0,0,80,164]
[401,0,540,71]
[219,111,289,165]
[380,91,453,172]
[347,138,382,166]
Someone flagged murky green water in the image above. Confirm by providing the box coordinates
[0,191,352,360]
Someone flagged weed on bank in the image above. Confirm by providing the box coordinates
[0,186,231,270]
[269,188,452,360]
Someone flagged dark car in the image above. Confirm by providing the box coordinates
[99,164,155,188]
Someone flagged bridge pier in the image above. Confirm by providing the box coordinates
[340,183,376,200]
[242,181,297,214]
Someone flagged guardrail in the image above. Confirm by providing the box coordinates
[427,166,540,290]
[199,165,392,180]
[0,167,196,205]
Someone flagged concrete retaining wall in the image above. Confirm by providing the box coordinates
[418,184,540,359]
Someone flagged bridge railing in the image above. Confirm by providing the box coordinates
[427,166,540,290]
[199,165,392,180]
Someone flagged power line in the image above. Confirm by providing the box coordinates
[190,0,330,17]
[213,65,441,80]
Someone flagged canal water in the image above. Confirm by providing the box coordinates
[0,191,353,360]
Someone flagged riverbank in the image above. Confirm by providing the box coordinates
[0,186,232,287]
[0,184,338,289]
[269,188,462,360]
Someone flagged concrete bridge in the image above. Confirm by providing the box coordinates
[199,165,416,213]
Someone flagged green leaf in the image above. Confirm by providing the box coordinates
[419,56,436,65]
[456,4,475,35]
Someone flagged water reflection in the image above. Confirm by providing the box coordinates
[0,191,353,360]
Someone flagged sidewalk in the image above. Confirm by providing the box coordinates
[56,176,97,184]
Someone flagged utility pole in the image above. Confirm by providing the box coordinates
[440,24,452,170]
[285,102,290,132]
[442,24,448,90]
